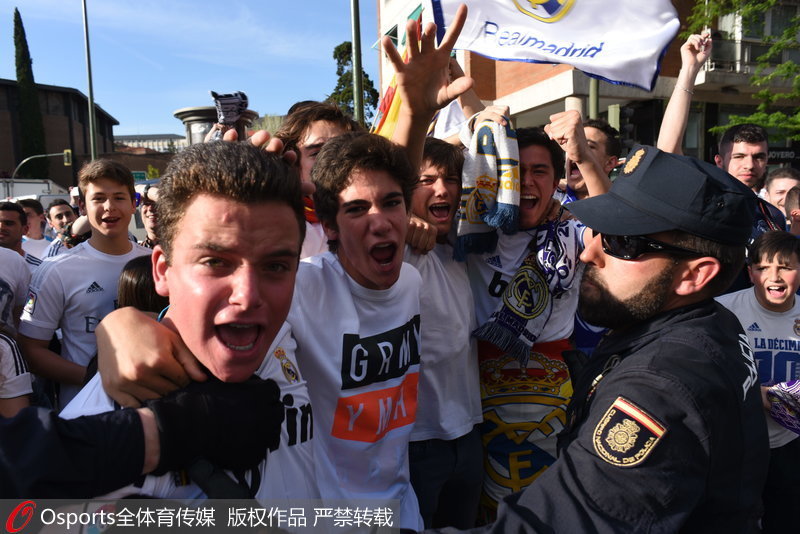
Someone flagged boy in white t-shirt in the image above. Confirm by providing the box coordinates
[18,159,150,409]
[716,230,800,532]
[60,141,313,503]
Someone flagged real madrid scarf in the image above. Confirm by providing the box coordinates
[454,117,520,260]
[474,211,582,366]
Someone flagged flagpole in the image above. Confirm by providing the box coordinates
[82,0,97,161]
[350,0,364,125]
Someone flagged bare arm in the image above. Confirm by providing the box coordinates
[97,307,204,408]
[137,407,160,474]
[546,110,611,198]
[19,335,86,386]
[386,4,473,171]
[0,396,29,418]
[657,33,712,155]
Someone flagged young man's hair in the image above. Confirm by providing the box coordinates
[422,137,464,179]
[275,102,362,157]
[17,198,44,216]
[765,167,800,191]
[311,132,417,238]
[718,123,769,156]
[669,230,746,297]
[583,118,622,158]
[747,230,800,267]
[516,127,566,180]
[77,159,136,201]
[117,255,169,313]
[46,198,74,220]
[157,141,305,263]
[784,186,800,217]
[0,201,27,226]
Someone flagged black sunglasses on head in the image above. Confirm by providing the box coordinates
[592,230,703,260]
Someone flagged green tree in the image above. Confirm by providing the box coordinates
[146,164,160,179]
[687,0,800,140]
[327,41,379,124]
[14,8,48,178]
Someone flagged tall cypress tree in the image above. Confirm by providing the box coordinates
[14,8,48,178]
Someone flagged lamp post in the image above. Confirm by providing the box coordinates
[350,0,364,125]
[82,0,97,161]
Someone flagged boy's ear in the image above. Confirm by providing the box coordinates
[152,246,170,297]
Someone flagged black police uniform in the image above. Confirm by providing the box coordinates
[1,406,145,497]
[470,300,769,533]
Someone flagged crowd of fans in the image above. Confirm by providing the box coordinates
[1,10,798,533]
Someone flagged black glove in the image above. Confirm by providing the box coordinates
[145,376,284,475]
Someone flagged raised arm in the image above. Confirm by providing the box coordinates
[657,33,712,155]
[546,110,611,198]
[385,3,473,170]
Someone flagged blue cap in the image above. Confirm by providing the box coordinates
[566,145,756,246]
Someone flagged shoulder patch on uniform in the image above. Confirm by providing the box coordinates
[24,290,37,315]
[592,396,666,467]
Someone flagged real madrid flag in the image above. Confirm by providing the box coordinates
[430,0,679,91]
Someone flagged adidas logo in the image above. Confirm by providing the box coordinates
[747,322,761,332]
[86,281,104,294]
[487,255,502,268]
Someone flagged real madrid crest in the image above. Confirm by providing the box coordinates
[593,396,666,467]
[793,318,800,337]
[273,347,299,384]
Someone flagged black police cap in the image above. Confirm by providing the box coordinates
[566,145,756,246]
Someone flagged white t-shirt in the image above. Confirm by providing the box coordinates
[61,323,319,503]
[716,288,800,448]
[404,243,481,441]
[22,251,42,274]
[301,221,328,260]
[0,333,32,399]
[467,220,586,341]
[289,252,423,530]
[19,241,151,407]
[0,247,30,336]
[22,236,53,259]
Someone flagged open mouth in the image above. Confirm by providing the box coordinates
[568,162,581,180]
[429,202,451,221]
[767,285,787,299]
[101,216,121,225]
[216,323,261,351]
[370,242,397,266]
[520,194,539,211]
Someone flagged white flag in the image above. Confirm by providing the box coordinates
[431,0,679,91]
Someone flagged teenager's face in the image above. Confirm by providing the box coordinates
[154,194,301,382]
[324,169,407,290]
[519,144,559,229]
[411,162,460,239]
[297,120,346,184]
[748,252,800,313]
[0,210,27,250]
[765,178,800,213]
[48,204,76,233]
[81,178,136,239]
[718,141,768,190]
[21,207,44,236]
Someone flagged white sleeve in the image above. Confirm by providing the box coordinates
[19,260,64,340]
[0,334,32,398]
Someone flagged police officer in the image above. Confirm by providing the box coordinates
[445,146,769,533]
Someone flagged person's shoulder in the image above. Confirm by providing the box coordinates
[715,287,752,308]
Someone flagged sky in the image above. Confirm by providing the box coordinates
[0,0,382,135]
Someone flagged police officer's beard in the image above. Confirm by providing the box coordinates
[578,262,676,330]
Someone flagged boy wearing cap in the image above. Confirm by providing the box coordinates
[464,146,768,533]
[717,230,800,533]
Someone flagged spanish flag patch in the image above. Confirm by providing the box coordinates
[592,396,666,467]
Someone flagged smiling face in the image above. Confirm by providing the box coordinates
[411,162,460,239]
[153,194,300,382]
[324,169,408,290]
[47,204,77,234]
[765,177,800,213]
[81,177,136,241]
[748,252,800,313]
[140,197,158,239]
[518,144,559,229]
[297,120,347,184]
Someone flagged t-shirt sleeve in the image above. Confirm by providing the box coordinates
[19,261,64,340]
[0,335,32,399]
